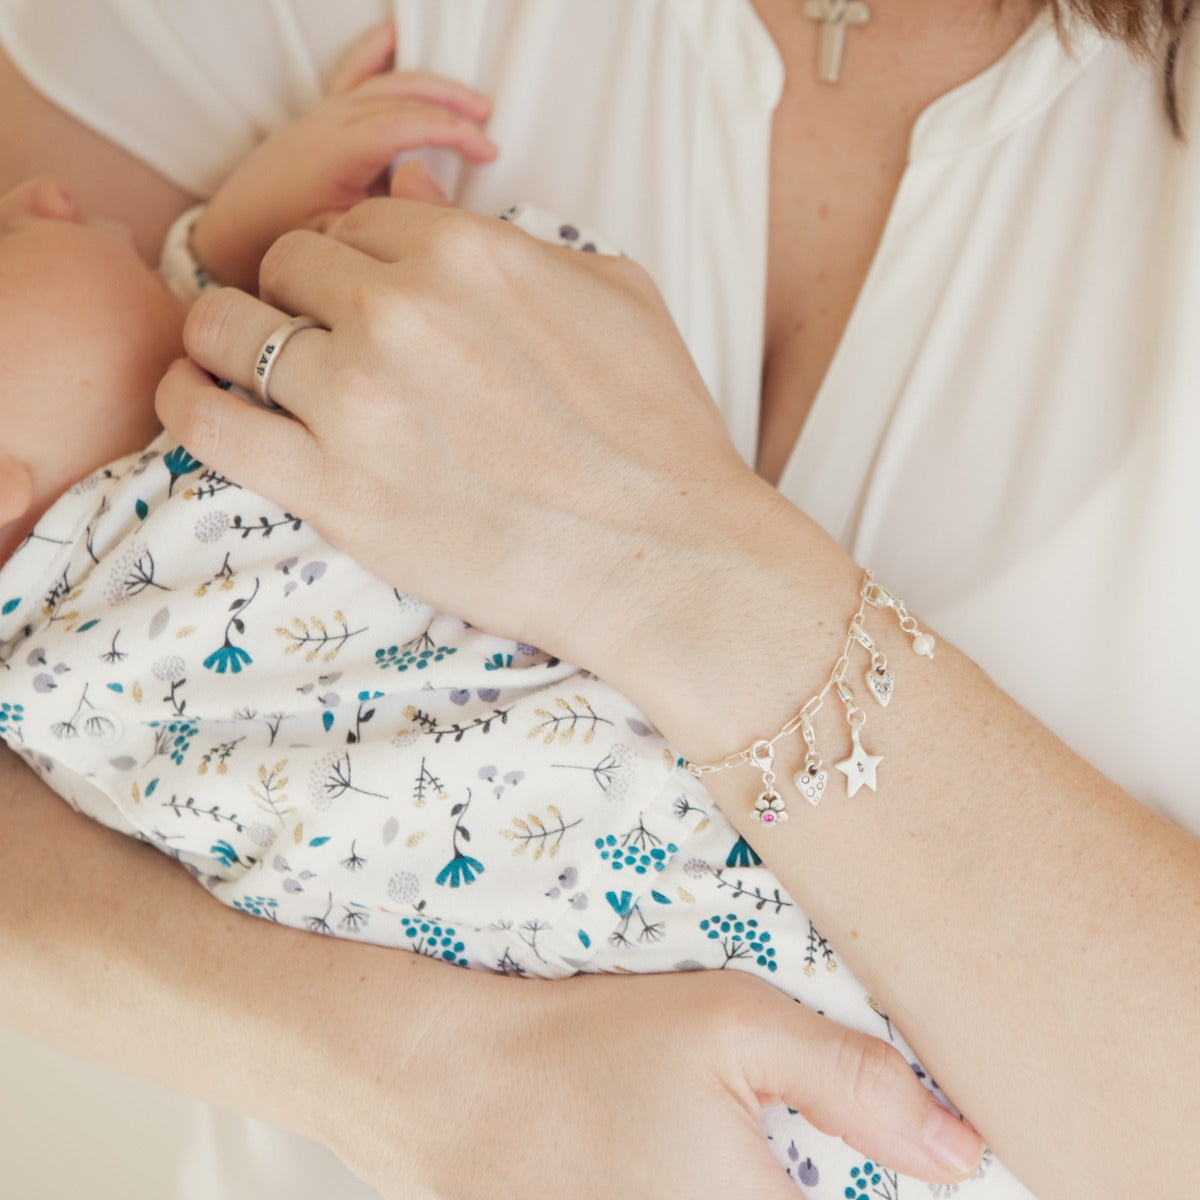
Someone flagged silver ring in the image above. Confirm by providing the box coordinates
[252,314,322,407]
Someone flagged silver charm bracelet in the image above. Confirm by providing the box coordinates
[684,571,935,826]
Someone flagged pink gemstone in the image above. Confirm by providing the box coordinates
[761,811,775,824]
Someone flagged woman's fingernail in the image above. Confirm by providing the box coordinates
[922,1105,984,1177]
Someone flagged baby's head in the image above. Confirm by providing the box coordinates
[0,177,183,562]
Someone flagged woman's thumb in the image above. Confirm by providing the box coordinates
[744,1005,985,1185]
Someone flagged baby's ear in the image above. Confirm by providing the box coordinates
[0,458,34,528]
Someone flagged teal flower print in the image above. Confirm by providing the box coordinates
[400,917,469,966]
[375,631,457,672]
[844,1159,897,1200]
[594,832,677,875]
[149,718,197,766]
[435,852,485,888]
[204,578,259,673]
[163,445,203,494]
[726,835,762,868]
[700,913,779,973]
[436,789,484,888]
[233,895,279,920]
[204,638,252,674]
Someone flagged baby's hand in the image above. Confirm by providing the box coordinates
[190,23,494,291]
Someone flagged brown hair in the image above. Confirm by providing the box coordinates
[1046,0,1196,132]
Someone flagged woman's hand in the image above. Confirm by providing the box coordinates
[190,28,497,292]
[156,198,753,672]
[320,966,983,1200]
[0,747,980,1200]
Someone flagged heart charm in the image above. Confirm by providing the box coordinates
[793,766,828,807]
[866,665,894,707]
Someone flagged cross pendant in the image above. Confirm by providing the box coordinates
[803,0,870,84]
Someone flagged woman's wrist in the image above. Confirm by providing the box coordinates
[576,467,861,765]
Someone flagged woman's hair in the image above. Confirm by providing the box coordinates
[1048,0,1196,132]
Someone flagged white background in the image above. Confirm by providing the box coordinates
[0,1022,191,1198]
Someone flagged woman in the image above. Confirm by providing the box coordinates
[2,2,1197,1198]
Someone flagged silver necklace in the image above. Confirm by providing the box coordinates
[803,0,870,83]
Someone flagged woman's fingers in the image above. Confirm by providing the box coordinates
[322,195,497,264]
[155,358,322,507]
[255,232,390,336]
[180,286,331,412]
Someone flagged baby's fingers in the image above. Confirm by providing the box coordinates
[387,159,453,206]
[343,99,498,174]
[346,68,493,122]
[326,22,396,96]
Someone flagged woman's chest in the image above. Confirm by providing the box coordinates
[752,0,1042,484]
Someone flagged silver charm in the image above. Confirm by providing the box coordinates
[749,739,788,826]
[866,662,894,707]
[793,763,828,807]
[835,727,883,797]
[753,788,789,825]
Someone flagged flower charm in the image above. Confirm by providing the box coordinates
[753,789,789,825]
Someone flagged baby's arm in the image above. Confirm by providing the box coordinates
[167,23,494,295]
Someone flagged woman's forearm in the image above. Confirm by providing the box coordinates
[606,475,1200,1199]
[0,746,410,1147]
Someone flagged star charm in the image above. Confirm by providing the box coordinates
[835,730,883,797]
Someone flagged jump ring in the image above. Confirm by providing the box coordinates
[252,315,322,407]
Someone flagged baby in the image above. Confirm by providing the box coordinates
[0,51,1027,1200]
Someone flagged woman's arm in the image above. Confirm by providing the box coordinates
[157,201,1200,1199]
[0,46,195,259]
[0,747,971,1198]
